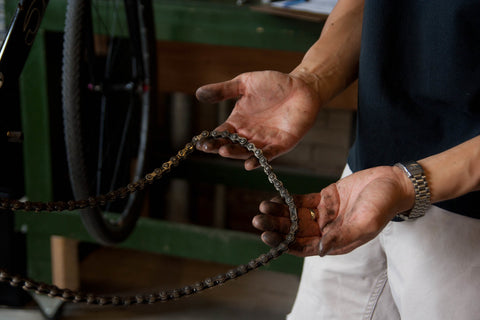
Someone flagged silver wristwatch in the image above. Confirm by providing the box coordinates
[394,161,431,220]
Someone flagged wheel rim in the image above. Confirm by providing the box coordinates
[62,0,155,244]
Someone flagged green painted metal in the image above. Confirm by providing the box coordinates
[174,158,335,194]
[15,28,55,282]
[8,0,322,51]
[19,30,54,203]
[15,211,303,275]
[24,231,53,283]
[152,0,323,51]
[4,3,17,26]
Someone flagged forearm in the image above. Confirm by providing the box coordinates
[418,135,480,204]
[290,0,364,105]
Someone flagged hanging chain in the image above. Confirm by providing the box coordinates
[0,130,298,305]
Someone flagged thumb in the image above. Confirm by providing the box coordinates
[196,78,242,104]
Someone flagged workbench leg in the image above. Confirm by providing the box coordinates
[30,236,78,320]
[51,236,79,290]
[25,232,65,320]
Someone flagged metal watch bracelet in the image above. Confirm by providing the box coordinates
[394,161,431,220]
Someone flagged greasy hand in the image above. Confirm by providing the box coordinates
[253,166,415,257]
[195,71,321,170]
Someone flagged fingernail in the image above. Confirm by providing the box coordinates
[319,241,325,257]
[201,142,210,151]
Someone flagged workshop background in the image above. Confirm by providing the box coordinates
[0,1,356,319]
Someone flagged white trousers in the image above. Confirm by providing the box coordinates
[287,166,480,320]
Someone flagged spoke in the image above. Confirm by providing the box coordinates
[92,0,136,203]
[106,98,133,212]
[95,96,108,196]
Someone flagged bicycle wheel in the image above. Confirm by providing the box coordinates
[62,0,156,245]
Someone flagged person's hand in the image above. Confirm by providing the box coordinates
[252,166,415,257]
[253,194,324,257]
[195,70,322,170]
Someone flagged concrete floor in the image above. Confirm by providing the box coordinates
[0,247,301,320]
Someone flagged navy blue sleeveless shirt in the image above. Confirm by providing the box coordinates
[347,0,480,218]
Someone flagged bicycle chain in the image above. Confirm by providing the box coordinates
[0,130,299,305]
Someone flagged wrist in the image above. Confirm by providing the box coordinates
[392,164,416,214]
[289,67,332,106]
[417,136,480,203]
[393,161,431,220]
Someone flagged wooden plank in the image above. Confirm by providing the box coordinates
[157,40,304,94]
[51,236,79,290]
[156,40,357,109]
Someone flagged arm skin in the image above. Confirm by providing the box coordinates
[418,135,480,204]
[195,0,364,170]
[253,135,480,257]
[290,0,364,104]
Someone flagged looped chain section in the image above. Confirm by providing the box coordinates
[0,131,298,305]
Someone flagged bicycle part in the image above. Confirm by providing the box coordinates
[0,1,49,91]
[0,131,299,305]
[62,0,157,245]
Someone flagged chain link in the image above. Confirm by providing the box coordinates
[0,130,298,305]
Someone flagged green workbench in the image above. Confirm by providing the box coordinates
[7,0,329,284]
